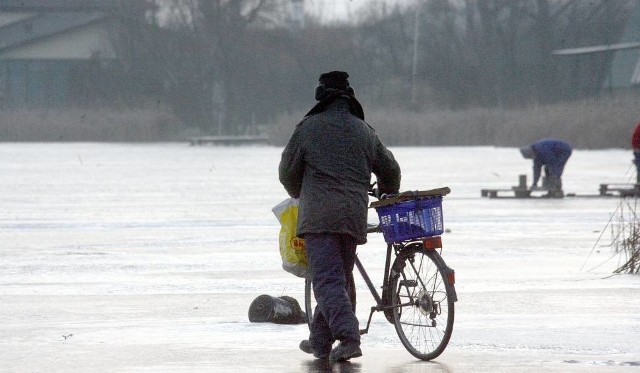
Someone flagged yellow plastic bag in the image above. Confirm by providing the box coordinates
[272,198,308,278]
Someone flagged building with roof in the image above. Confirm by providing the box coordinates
[551,2,640,96]
[609,1,640,89]
[0,1,121,108]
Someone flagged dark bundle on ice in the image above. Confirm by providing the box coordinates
[248,294,306,324]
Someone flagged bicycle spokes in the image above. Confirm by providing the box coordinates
[391,248,455,360]
[399,253,438,314]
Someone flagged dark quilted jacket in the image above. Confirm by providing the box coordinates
[279,98,401,244]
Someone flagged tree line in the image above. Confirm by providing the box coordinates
[90,0,638,137]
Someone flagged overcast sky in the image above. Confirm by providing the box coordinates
[305,0,411,23]
[305,0,365,21]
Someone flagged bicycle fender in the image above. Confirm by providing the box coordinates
[427,250,458,303]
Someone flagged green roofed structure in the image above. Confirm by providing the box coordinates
[609,2,640,89]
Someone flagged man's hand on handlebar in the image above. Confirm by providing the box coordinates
[369,181,398,200]
[369,182,384,199]
[373,188,387,199]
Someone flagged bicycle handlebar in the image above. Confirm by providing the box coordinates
[368,181,395,201]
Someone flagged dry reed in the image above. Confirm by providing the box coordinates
[269,92,640,149]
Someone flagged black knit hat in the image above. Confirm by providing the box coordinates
[318,71,350,90]
[305,70,364,120]
[315,71,354,101]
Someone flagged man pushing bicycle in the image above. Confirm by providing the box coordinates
[279,71,401,364]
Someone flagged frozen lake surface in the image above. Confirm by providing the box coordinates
[1,143,639,372]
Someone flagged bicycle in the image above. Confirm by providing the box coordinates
[304,186,457,361]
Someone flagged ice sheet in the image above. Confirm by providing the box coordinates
[1,143,638,372]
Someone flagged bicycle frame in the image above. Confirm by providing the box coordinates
[353,242,392,335]
[355,244,392,310]
[355,237,457,335]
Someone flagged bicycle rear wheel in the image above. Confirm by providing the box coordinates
[390,246,455,360]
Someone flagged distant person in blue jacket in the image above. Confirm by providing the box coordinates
[520,139,572,198]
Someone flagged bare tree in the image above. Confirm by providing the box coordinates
[94,0,639,135]
[412,0,635,108]
[189,1,293,134]
[114,0,287,134]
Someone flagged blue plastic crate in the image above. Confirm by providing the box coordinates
[374,197,444,243]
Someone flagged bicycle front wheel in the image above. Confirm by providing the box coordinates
[390,247,455,360]
[304,277,315,329]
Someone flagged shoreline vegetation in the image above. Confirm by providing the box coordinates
[270,92,640,149]
[1,92,638,149]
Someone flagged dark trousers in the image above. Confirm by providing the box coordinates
[545,150,571,193]
[305,233,360,353]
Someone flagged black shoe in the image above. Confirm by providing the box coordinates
[329,341,362,364]
[299,340,329,359]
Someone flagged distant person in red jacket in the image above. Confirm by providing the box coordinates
[632,122,640,183]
